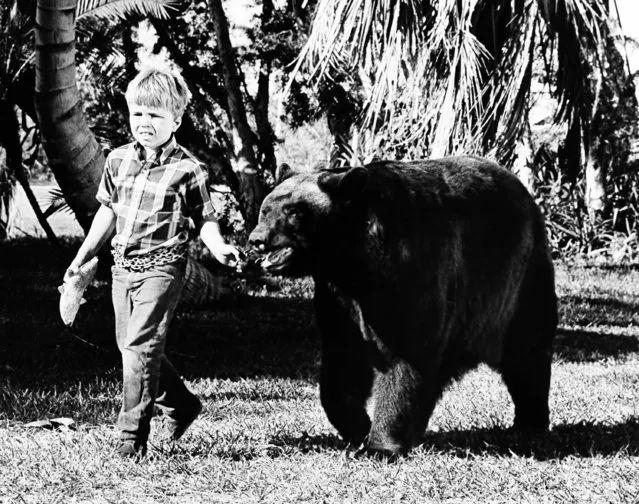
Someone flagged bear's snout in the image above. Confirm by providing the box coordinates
[248,227,268,251]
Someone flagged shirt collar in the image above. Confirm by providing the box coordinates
[134,135,178,164]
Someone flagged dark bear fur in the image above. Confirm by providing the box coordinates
[248,157,558,455]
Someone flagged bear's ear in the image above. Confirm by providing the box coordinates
[340,166,368,195]
[319,166,368,200]
[275,163,296,185]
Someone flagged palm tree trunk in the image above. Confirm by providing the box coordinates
[34,0,103,233]
[207,0,265,229]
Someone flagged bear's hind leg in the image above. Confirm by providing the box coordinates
[500,347,552,432]
[500,254,557,433]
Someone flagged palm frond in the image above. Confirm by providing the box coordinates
[76,0,181,21]
[482,1,539,159]
[75,18,126,85]
[538,0,608,123]
[1,1,34,96]
[295,0,494,159]
[40,187,74,218]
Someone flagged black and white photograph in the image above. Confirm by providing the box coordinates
[1,0,638,502]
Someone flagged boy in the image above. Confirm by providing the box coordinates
[64,64,240,458]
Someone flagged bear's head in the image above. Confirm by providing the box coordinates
[247,163,368,276]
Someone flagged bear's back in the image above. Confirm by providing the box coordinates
[363,157,535,215]
[359,157,543,253]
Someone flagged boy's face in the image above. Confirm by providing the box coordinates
[128,103,181,152]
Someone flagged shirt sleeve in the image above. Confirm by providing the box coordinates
[184,162,216,226]
[95,155,115,207]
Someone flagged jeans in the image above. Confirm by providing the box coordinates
[111,262,197,443]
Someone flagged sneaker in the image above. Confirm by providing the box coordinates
[115,440,147,459]
[167,398,203,441]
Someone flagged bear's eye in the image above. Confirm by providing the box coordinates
[283,206,302,219]
[260,204,273,218]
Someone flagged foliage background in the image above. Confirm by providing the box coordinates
[3,0,639,260]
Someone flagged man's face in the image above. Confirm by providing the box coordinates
[128,103,181,152]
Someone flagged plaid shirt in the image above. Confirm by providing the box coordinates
[96,136,216,257]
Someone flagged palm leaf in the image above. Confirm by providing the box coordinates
[76,0,181,21]
[294,0,495,158]
[538,0,608,123]
[481,1,539,159]
[1,1,34,96]
[76,18,127,87]
[295,0,612,163]
[40,187,74,218]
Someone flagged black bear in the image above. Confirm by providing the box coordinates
[248,157,557,455]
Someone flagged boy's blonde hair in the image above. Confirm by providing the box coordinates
[125,64,192,118]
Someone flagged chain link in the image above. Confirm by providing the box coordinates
[112,244,188,272]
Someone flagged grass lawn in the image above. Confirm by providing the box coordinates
[0,237,638,503]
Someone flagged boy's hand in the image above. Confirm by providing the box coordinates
[64,260,83,282]
[210,243,241,268]
[64,255,92,282]
[199,219,241,268]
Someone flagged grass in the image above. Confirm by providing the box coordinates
[0,237,638,503]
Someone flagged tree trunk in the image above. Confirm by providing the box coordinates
[0,100,59,244]
[512,135,535,195]
[254,0,277,179]
[7,67,37,123]
[34,0,103,233]
[327,111,354,168]
[16,171,60,245]
[584,136,607,221]
[255,61,277,178]
[149,18,240,195]
[430,82,455,158]
[122,20,139,81]
[207,0,265,230]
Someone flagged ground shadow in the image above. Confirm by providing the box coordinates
[169,293,319,380]
[187,433,348,462]
[560,295,639,327]
[2,238,637,403]
[554,327,639,362]
[260,419,639,462]
[576,263,639,273]
[0,237,320,391]
[422,419,639,460]
[5,266,639,386]
[0,284,319,385]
